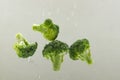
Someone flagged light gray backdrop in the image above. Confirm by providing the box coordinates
[0,0,120,80]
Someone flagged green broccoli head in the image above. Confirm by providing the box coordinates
[13,33,38,58]
[32,18,59,41]
[42,40,69,71]
[69,39,93,64]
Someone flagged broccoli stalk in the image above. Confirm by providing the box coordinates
[51,54,64,71]
[42,40,69,71]
[13,33,38,58]
[69,39,93,64]
[32,18,59,41]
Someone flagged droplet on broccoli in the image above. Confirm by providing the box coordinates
[13,33,38,58]
[32,18,59,41]
[69,39,93,64]
[42,40,69,71]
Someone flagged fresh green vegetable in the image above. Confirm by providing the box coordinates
[42,40,69,71]
[32,18,59,41]
[69,39,92,64]
[13,33,38,58]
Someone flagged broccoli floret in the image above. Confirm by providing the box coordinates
[42,40,69,71]
[69,39,93,64]
[13,33,38,58]
[32,18,59,41]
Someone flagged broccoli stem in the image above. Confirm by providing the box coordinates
[16,33,29,45]
[86,57,92,64]
[32,24,41,31]
[33,24,47,33]
[86,51,93,64]
[51,55,63,71]
[80,50,92,64]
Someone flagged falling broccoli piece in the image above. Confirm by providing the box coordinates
[13,33,38,58]
[42,40,69,71]
[32,18,59,41]
[69,39,93,64]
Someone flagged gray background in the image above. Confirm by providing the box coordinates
[0,0,120,80]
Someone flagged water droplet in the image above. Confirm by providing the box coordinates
[56,8,60,14]
[71,11,75,17]
[35,74,41,80]
[42,11,45,17]
[48,12,52,16]
[73,3,77,9]
[38,75,41,79]
[74,23,78,27]
[66,17,70,21]
[27,57,31,63]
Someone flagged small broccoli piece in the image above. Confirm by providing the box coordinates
[69,39,93,64]
[32,18,59,41]
[13,33,38,58]
[42,40,69,71]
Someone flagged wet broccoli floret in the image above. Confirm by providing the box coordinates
[69,39,92,64]
[42,40,69,71]
[13,33,38,58]
[32,18,59,41]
